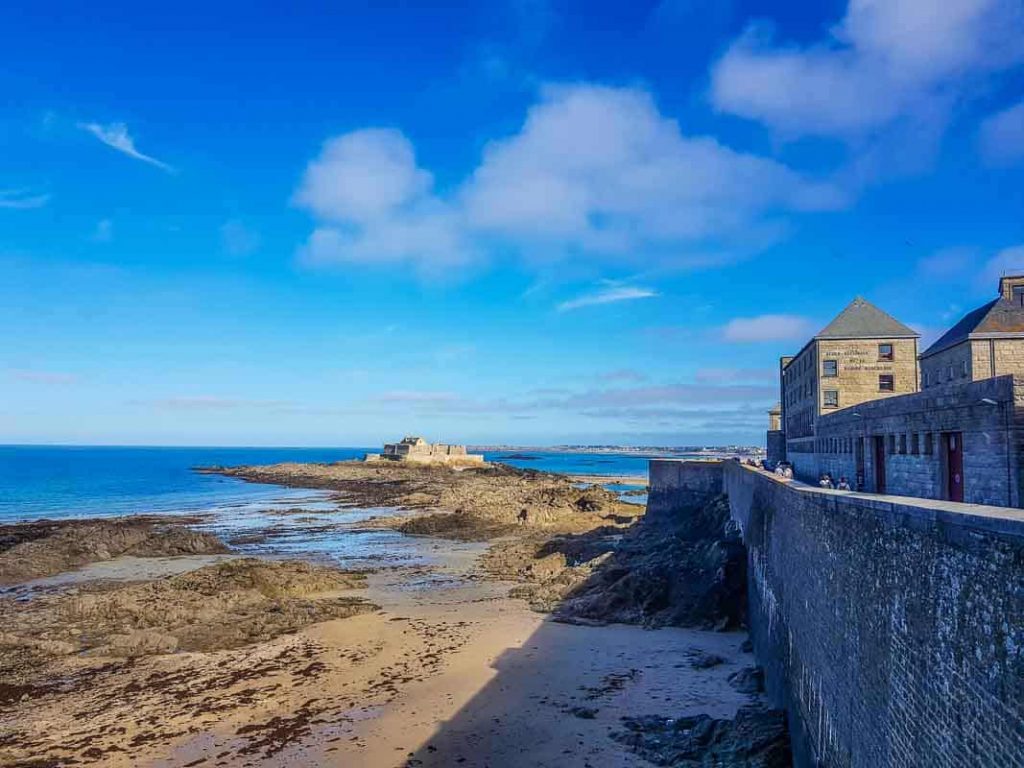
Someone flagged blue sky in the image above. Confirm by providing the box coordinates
[2,0,1023,447]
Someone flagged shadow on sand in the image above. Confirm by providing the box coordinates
[401,496,791,768]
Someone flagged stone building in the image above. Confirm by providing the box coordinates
[920,275,1024,388]
[366,436,485,465]
[813,375,1024,506]
[765,276,1024,507]
[779,297,920,478]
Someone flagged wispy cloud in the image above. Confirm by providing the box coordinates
[0,190,50,209]
[695,367,775,384]
[712,0,1024,141]
[720,314,817,343]
[978,101,1024,167]
[92,218,113,243]
[149,396,292,410]
[221,219,261,256]
[294,84,844,277]
[597,368,648,383]
[557,285,658,312]
[7,369,80,385]
[79,122,174,172]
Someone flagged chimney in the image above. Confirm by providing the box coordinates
[999,275,1024,306]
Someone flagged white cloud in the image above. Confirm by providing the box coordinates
[79,122,174,172]
[221,219,260,256]
[0,190,50,209]
[293,84,844,275]
[557,284,659,312]
[462,84,843,257]
[293,129,472,273]
[979,101,1024,166]
[293,129,431,223]
[711,0,1024,139]
[721,314,817,342]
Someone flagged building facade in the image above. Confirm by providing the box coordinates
[813,375,1024,507]
[920,275,1024,388]
[767,276,1024,508]
[780,297,920,478]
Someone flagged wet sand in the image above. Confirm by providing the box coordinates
[2,540,758,768]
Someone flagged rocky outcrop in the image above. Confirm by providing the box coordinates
[612,706,791,767]
[0,517,228,585]
[0,558,374,657]
[207,461,640,537]
[486,494,747,630]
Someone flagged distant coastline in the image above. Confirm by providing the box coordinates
[475,444,764,457]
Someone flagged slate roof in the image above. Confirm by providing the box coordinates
[921,297,1024,357]
[814,297,919,340]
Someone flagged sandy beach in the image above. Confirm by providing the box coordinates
[0,462,786,767]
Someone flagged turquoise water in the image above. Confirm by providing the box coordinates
[0,445,656,523]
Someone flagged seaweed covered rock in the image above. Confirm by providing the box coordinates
[612,706,791,767]
[552,494,747,629]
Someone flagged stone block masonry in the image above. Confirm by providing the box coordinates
[650,458,1024,767]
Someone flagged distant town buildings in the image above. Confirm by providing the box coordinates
[769,276,1024,508]
[365,436,485,466]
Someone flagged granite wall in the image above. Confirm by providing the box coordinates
[649,459,1024,767]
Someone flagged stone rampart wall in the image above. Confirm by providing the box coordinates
[649,459,1024,767]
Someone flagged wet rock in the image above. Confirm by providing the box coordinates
[728,666,765,694]
[208,461,640,537]
[686,649,726,669]
[0,558,376,656]
[611,705,791,767]
[550,495,748,630]
[0,518,228,585]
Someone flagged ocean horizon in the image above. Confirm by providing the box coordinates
[0,444,655,523]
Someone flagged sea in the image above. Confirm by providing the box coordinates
[0,445,659,572]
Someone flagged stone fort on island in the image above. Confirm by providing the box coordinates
[365,436,485,466]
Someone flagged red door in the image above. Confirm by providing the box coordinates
[946,432,964,502]
[873,436,886,494]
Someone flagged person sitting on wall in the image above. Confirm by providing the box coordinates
[819,474,835,489]
[782,465,794,480]
[836,477,852,491]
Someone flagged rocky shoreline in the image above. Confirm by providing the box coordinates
[0,460,788,767]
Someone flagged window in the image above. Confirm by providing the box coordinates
[823,390,839,408]
[924,433,934,455]
[899,434,907,455]
[889,434,897,454]
[879,374,895,392]
[961,360,969,378]
[911,433,920,455]
[947,366,954,382]
[823,360,838,377]
[878,343,894,361]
